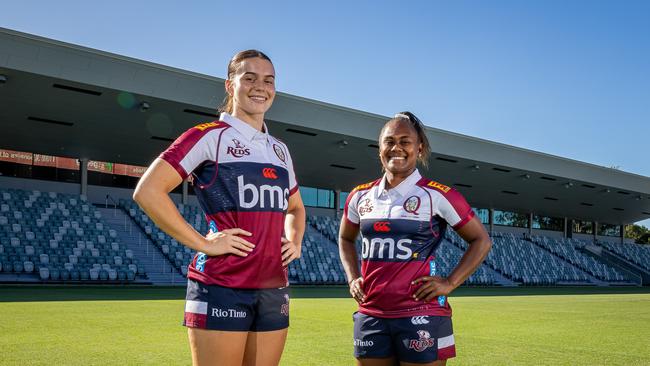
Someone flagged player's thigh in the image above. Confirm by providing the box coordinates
[187,328,248,366]
[400,360,446,366]
[242,328,288,366]
[358,357,399,366]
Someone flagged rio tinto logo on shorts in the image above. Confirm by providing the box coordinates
[211,308,247,318]
[405,330,435,352]
[227,139,251,158]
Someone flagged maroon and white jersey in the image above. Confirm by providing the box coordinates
[160,112,298,289]
[344,169,474,318]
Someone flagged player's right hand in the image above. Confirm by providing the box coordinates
[349,277,366,304]
[202,228,254,257]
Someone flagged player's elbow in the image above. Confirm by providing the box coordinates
[132,182,151,208]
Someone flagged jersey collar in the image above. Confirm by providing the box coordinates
[220,112,270,143]
[376,169,422,198]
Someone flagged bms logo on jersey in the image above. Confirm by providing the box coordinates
[237,175,289,210]
[361,237,413,260]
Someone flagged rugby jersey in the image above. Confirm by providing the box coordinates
[160,112,298,289]
[344,169,474,318]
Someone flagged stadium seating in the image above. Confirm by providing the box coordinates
[531,236,633,283]
[597,240,650,272]
[3,186,643,288]
[447,230,594,285]
[0,188,143,283]
[120,199,201,276]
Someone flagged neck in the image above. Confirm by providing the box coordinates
[231,109,265,132]
[384,168,415,189]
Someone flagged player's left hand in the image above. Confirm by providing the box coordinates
[281,237,301,266]
[411,276,454,302]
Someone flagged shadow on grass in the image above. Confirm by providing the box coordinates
[0,285,648,302]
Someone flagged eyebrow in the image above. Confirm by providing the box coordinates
[242,72,275,78]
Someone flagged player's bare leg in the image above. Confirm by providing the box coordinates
[358,357,399,366]
[242,328,288,366]
[188,328,248,366]
[401,360,446,366]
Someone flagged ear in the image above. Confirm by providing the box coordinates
[225,79,233,96]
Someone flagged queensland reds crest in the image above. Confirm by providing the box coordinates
[405,330,435,352]
[403,195,420,214]
[358,198,374,216]
[273,144,286,163]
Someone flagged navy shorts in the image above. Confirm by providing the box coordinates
[353,312,456,363]
[183,279,290,332]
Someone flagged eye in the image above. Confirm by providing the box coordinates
[265,79,275,85]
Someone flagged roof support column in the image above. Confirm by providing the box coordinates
[528,213,533,237]
[593,221,598,243]
[489,208,494,235]
[567,219,573,239]
[79,158,88,198]
[335,189,341,219]
[620,225,625,244]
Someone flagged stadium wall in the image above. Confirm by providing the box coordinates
[0,176,192,206]
[305,206,337,217]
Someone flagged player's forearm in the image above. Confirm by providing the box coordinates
[447,237,492,289]
[133,188,208,253]
[339,238,361,284]
[285,205,306,250]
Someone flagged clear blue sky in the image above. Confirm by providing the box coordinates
[2,0,649,226]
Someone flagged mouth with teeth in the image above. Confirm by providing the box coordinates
[249,95,267,103]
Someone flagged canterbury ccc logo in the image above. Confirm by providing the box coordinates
[373,221,390,232]
[411,316,430,325]
[262,168,278,179]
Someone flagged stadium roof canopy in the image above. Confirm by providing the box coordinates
[1,27,649,225]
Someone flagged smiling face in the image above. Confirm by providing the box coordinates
[379,119,422,178]
[225,56,276,124]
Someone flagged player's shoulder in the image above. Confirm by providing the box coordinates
[417,177,454,195]
[183,120,230,136]
[268,134,288,148]
[352,179,381,193]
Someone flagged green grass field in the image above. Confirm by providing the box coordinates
[1,286,649,365]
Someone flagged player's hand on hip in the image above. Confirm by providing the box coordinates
[349,277,366,304]
[281,237,301,266]
[203,228,254,257]
[411,276,453,302]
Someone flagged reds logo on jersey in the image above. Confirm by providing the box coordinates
[280,294,290,316]
[406,330,435,352]
[359,198,374,216]
[227,139,251,158]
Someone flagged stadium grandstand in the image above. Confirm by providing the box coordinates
[1,26,649,288]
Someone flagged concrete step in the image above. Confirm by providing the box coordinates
[96,207,187,285]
